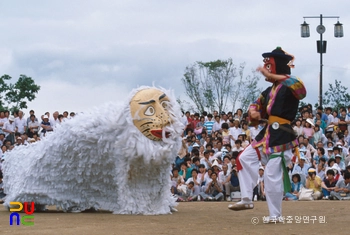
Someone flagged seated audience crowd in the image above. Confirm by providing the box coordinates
[171,105,350,203]
[1,104,350,205]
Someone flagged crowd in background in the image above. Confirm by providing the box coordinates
[172,104,350,202]
[1,104,350,204]
[0,109,76,203]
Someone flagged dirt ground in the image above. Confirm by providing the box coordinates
[0,201,348,235]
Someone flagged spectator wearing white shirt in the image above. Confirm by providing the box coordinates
[212,115,221,133]
[50,111,60,129]
[15,111,27,134]
[250,124,260,141]
[26,110,38,126]
[3,116,16,144]
[229,119,242,147]
[185,169,202,199]
[218,164,230,185]
[0,111,8,134]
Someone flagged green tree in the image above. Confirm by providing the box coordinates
[182,59,237,113]
[182,59,262,113]
[322,79,350,111]
[0,74,40,112]
[234,66,262,112]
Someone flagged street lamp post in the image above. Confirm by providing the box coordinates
[301,14,344,107]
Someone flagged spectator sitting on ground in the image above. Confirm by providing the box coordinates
[170,168,183,196]
[177,181,195,202]
[179,161,192,181]
[285,173,303,200]
[305,168,322,200]
[199,172,224,201]
[330,172,350,200]
[292,154,309,185]
[198,164,206,186]
[218,164,230,186]
[225,164,240,201]
[185,169,201,201]
[321,169,338,200]
[253,166,265,201]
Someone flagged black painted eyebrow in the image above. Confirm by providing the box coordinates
[159,93,166,100]
[139,100,155,105]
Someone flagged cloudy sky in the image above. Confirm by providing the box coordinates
[0,0,349,116]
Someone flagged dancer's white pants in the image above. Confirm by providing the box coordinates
[237,145,292,217]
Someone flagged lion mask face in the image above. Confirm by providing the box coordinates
[130,88,172,141]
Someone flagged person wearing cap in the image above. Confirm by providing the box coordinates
[40,115,53,137]
[211,159,221,174]
[292,153,310,185]
[228,47,306,222]
[2,116,17,145]
[15,136,23,146]
[305,168,322,200]
[332,145,345,162]
[335,154,346,171]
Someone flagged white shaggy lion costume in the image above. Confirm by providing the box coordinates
[2,86,184,215]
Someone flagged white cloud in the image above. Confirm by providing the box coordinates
[22,80,129,117]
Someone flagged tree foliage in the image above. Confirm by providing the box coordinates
[181,59,262,113]
[233,67,262,112]
[322,79,350,111]
[0,74,40,112]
